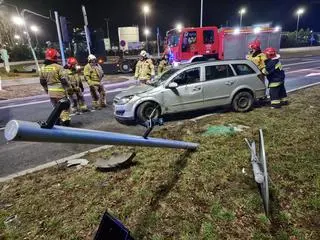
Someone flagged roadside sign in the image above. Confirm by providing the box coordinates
[120,40,126,47]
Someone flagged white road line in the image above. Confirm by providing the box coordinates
[0,87,129,110]
[284,60,320,67]
[287,82,320,93]
[0,127,5,131]
[286,68,320,74]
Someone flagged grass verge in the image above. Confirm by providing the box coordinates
[0,87,319,239]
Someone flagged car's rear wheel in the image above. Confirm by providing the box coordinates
[119,61,131,73]
[232,91,254,112]
[136,102,161,123]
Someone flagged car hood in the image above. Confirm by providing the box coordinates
[115,84,155,99]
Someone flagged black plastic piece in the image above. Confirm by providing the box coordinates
[94,211,134,240]
[143,118,164,139]
[39,98,70,129]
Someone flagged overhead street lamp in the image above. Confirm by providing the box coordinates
[11,15,25,25]
[239,7,246,27]
[176,23,183,32]
[14,34,20,40]
[142,4,150,49]
[296,8,305,41]
[144,28,150,37]
[30,25,39,46]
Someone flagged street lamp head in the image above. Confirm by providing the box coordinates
[144,28,150,36]
[233,27,241,35]
[30,25,39,32]
[274,26,281,32]
[253,27,261,34]
[143,4,150,14]
[12,15,25,25]
[239,8,246,15]
[176,23,183,32]
[14,34,20,40]
[296,8,305,15]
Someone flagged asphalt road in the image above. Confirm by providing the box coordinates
[1,56,320,178]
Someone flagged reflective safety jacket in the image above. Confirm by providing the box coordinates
[65,69,83,88]
[158,59,170,75]
[40,63,68,98]
[84,63,104,86]
[246,51,267,71]
[262,58,285,87]
[135,59,155,81]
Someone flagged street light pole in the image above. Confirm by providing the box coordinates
[295,8,305,42]
[200,0,203,27]
[239,8,246,28]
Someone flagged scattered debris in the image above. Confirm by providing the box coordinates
[190,113,216,122]
[95,152,136,171]
[203,124,250,136]
[67,159,89,168]
[4,215,20,229]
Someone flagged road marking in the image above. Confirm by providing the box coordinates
[284,60,320,67]
[287,82,320,93]
[0,127,4,131]
[0,87,130,110]
[286,68,320,74]
[306,73,320,77]
[0,145,113,182]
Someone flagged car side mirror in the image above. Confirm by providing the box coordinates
[168,82,178,88]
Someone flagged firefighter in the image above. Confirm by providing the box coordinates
[246,40,267,71]
[158,54,170,75]
[64,57,88,113]
[40,49,71,126]
[84,54,106,110]
[262,47,288,109]
[134,50,155,84]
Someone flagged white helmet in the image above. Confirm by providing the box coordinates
[88,54,97,61]
[140,50,148,57]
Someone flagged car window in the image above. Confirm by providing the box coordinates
[232,64,256,75]
[173,68,200,86]
[203,30,214,44]
[205,65,234,81]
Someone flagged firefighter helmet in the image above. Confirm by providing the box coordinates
[67,57,78,66]
[248,40,261,50]
[88,54,97,62]
[140,50,148,57]
[264,47,278,59]
[45,48,59,61]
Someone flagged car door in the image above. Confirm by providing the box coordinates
[202,64,238,107]
[162,67,204,113]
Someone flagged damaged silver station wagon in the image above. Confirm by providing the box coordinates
[113,60,266,125]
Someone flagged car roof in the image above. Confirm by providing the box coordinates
[176,59,257,70]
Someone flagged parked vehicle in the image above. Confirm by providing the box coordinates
[165,26,281,64]
[113,59,266,125]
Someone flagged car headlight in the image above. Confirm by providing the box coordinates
[117,95,134,105]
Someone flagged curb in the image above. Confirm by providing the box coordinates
[0,145,112,183]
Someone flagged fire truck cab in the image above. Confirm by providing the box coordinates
[166,26,281,64]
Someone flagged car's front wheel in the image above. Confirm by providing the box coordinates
[232,91,254,112]
[136,102,161,123]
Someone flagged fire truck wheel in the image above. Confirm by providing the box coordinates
[136,101,161,123]
[119,61,132,73]
[232,91,254,112]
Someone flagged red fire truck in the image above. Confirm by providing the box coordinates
[165,26,281,64]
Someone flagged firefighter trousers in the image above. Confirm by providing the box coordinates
[89,84,106,108]
[269,83,287,108]
[50,97,71,124]
[70,88,88,111]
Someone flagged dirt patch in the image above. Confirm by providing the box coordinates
[0,84,45,99]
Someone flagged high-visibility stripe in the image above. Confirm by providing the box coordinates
[275,63,283,70]
[48,88,65,92]
[269,82,282,87]
[271,100,281,104]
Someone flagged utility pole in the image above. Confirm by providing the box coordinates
[54,11,66,66]
[200,0,203,27]
[82,5,91,55]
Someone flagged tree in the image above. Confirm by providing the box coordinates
[0,7,19,47]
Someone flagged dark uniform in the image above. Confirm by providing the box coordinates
[262,57,288,108]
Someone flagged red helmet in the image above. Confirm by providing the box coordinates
[264,47,277,59]
[67,57,78,66]
[45,48,59,61]
[248,40,261,50]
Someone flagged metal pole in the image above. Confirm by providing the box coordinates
[21,11,40,72]
[240,13,243,27]
[106,18,110,40]
[5,120,199,150]
[82,5,91,55]
[54,11,66,66]
[296,14,300,42]
[200,0,203,27]
[157,27,160,58]
[144,13,148,49]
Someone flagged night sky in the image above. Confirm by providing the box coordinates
[6,0,320,44]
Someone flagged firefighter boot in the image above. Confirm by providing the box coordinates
[60,110,71,126]
[92,101,101,110]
